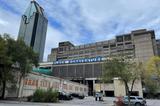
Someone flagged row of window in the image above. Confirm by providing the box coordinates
[116,35,132,42]
[57,46,134,57]
[58,42,133,54]
[24,79,87,92]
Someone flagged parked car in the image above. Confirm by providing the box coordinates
[70,93,85,99]
[58,91,73,100]
[114,96,146,106]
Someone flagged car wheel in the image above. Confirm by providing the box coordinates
[135,102,141,106]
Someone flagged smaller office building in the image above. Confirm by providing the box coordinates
[4,71,88,98]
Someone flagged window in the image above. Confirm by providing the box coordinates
[124,35,131,41]
[75,86,79,91]
[110,44,116,48]
[79,51,83,54]
[124,97,128,100]
[103,45,109,48]
[80,87,83,91]
[59,47,63,51]
[116,36,123,42]
[130,97,135,100]
[69,85,73,90]
[117,43,123,46]
[85,50,90,53]
[137,97,143,100]
[63,84,68,90]
[125,42,132,45]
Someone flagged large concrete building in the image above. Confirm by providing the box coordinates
[156,39,160,55]
[48,29,158,62]
[18,0,48,62]
[47,29,159,96]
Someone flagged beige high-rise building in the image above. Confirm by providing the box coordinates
[46,29,159,96]
[48,29,158,63]
[156,39,160,55]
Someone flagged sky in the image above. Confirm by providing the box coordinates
[0,0,160,61]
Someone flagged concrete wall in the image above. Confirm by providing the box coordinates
[5,72,88,97]
[114,79,143,97]
[94,79,143,97]
[114,79,127,97]
[94,83,114,92]
[133,32,155,62]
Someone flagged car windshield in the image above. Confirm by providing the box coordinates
[137,97,143,100]
[124,96,128,100]
[124,96,137,100]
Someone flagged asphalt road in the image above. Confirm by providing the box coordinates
[0,97,160,106]
[0,97,112,106]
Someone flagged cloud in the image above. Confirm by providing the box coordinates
[78,0,160,34]
[44,24,68,61]
[38,0,160,43]
[1,0,160,61]
[0,18,8,26]
[0,0,28,15]
[0,7,21,38]
[38,0,95,43]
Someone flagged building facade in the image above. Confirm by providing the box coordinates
[18,0,48,62]
[47,29,159,96]
[156,39,160,55]
[4,72,88,98]
[48,29,158,62]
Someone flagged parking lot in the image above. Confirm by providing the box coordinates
[0,97,160,106]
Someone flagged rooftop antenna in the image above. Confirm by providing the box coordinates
[32,0,36,2]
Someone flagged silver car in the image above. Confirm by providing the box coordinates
[123,96,146,106]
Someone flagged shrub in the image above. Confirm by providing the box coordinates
[31,88,59,103]
[45,88,59,102]
[32,89,45,102]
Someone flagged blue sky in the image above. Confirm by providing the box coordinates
[0,0,160,61]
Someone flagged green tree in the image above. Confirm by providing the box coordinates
[0,35,14,99]
[102,57,142,106]
[8,39,39,97]
[146,56,160,80]
[144,78,159,98]
[0,34,39,99]
[143,56,160,97]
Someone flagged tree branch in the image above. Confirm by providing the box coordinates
[130,78,136,94]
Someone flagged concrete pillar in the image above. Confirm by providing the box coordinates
[114,78,126,97]
[93,80,95,95]
[102,82,105,96]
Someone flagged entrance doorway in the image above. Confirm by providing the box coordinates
[105,91,114,97]
[87,80,94,96]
